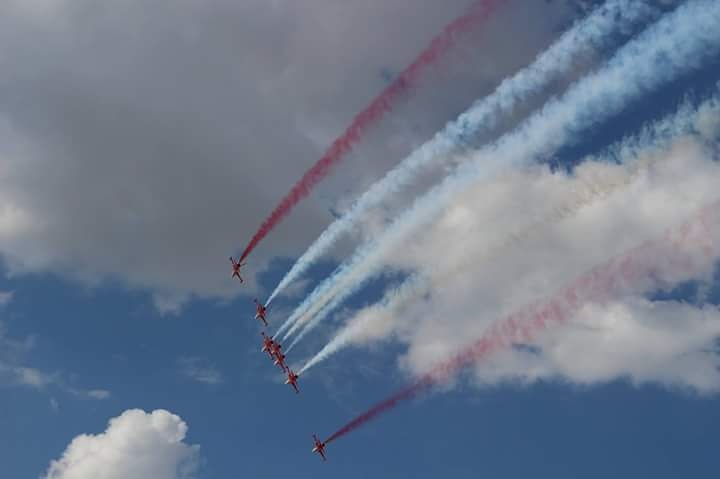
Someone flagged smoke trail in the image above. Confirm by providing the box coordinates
[238,1,498,264]
[300,277,424,372]
[282,0,720,348]
[298,92,720,373]
[322,200,720,445]
[265,0,658,307]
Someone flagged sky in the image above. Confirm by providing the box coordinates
[1,0,720,478]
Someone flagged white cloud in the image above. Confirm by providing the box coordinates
[0,362,111,399]
[457,299,720,393]
[527,299,720,392]
[0,0,576,309]
[13,366,55,388]
[0,290,13,307]
[178,357,224,385]
[43,409,200,479]
[84,389,112,400]
[329,132,720,393]
[152,293,190,317]
[696,87,720,141]
[0,321,34,368]
[0,320,109,398]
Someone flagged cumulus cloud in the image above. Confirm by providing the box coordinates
[0,0,577,308]
[479,299,720,393]
[43,409,200,479]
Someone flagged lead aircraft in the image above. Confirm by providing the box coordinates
[229,257,245,283]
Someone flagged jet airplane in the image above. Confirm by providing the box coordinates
[261,332,275,359]
[229,257,245,283]
[254,299,268,326]
[312,435,327,461]
[285,369,300,394]
[274,351,288,372]
[270,340,282,358]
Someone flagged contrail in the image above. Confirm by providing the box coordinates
[238,1,499,264]
[281,0,720,349]
[321,199,720,445]
[265,0,658,308]
[298,92,720,373]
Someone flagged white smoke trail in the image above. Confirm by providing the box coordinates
[266,0,658,314]
[298,92,720,373]
[273,0,659,340]
[284,0,720,350]
[299,277,424,372]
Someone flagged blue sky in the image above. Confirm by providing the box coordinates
[2,264,720,478]
[2,1,720,477]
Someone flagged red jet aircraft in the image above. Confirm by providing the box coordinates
[229,257,245,283]
[261,332,275,359]
[270,341,282,358]
[273,351,288,372]
[312,435,327,461]
[285,369,300,394]
[254,299,268,326]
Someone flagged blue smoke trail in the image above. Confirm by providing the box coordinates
[283,0,720,349]
[271,0,660,340]
[298,90,720,371]
[267,0,658,323]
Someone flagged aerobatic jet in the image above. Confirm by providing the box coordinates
[261,332,275,359]
[312,435,327,461]
[254,299,268,326]
[273,351,288,372]
[285,369,300,394]
[270,340,282,358]
[229,257,245,283]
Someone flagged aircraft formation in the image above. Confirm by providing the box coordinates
[230,257,326,461]
[224,0,720,466]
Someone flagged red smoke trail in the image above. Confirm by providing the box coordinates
[239,0,498,262]
[325,379,433,444]
[324,201,719,445]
